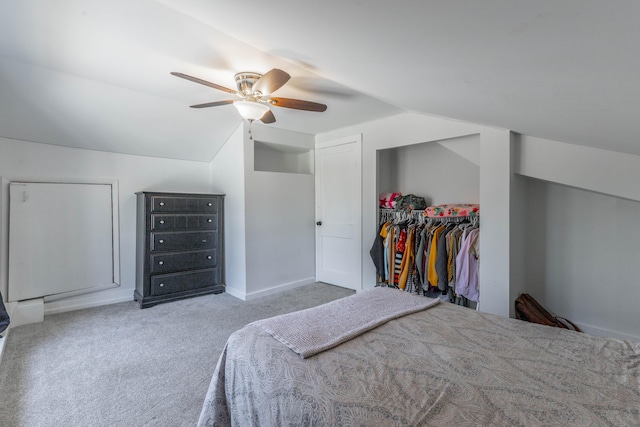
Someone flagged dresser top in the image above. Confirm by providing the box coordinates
[136,191,225,197]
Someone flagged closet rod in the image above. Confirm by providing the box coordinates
[379,208,424,223]
[379,208,479,224]
[428,216,479,224]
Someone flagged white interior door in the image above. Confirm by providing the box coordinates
[315,135,362,290]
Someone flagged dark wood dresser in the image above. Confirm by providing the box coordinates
[135,192,225,308]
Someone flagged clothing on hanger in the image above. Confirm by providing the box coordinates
[374,206,480,306]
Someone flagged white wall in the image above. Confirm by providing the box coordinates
[478,129,514,317]
[244,170,315,297]
[245,125,316,298]
[521,179,640,341]
[317,118,640,339]
[515,135,640,341]
[509,174,529,318]
[316,113,505,297]
[517,135,640,201]
[209,124,247,299]
[209,123,316,300]
[378,138,480,205]
[0,136,212,313]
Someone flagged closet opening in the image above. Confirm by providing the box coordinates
[374,135,480,307]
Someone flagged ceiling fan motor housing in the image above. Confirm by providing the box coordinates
[235,72,263,97]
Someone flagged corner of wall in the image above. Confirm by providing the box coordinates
[508,134,528,317]
[478,128,512,318]
[208,123,248,297]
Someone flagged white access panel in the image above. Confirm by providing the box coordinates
[8,182,115,301]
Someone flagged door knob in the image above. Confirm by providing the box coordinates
[316,221,322,226]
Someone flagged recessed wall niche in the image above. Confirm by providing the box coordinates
[253,140,312,174]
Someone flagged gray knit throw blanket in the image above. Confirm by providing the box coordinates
[251,287,440,358]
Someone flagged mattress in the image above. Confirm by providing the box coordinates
[198,298,640,426]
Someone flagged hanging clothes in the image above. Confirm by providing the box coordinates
[374,205,480,308]
[387,225,397,286]
[380,222,392,283]
[415,227,427,286]
[436,223,457,291]
[427,224,446,288]
[397,226,415,290]
[446,226,460,288]
[370,222,387,282]
[393,227,407,287]
[455,228,480,302]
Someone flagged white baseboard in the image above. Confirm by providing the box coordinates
[575,321,640,343]
[44,287,133,315]
[5,287,134,327]
[223,286,246,300]
[227,277,316,301]
[10,298,44,327]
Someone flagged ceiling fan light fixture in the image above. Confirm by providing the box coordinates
[233,100,270,121]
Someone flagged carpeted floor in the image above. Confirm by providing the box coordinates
[0,283,354,427]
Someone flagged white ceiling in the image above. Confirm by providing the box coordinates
[1,1,639,161]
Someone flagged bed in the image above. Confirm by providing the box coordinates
[198,288,640,426]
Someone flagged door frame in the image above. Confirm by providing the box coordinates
[315,134,363,290]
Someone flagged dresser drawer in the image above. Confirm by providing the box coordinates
[151,231,217,252]
[151,214,218,231]
[151,196,219,213]
[150,249,217,274]
[150,269,217,296]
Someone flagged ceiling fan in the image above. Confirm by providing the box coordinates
[171,68,327,124]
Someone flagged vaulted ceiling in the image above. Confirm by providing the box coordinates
[1,1,639,161]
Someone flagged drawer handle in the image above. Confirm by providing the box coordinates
[159,220,165,224]
[159,202,165,206]
[159,283,164,287]
[159,239,164,244]
[207,202,212,206]
[207,219,212,223]
[207,256,212,260]
[158,261,164,265]
[201,239,207,243]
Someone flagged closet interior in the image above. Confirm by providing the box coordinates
[374,137,481,307]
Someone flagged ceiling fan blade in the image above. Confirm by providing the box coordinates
[268,97,327,112]
[253,69,290,95]
[171,72,237,94]
[190,100,234,108]
[260,109,276,124]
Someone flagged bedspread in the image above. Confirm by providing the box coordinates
[199,301,640,426]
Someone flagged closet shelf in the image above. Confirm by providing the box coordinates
[379,204,480,224]
[424,204,480,219]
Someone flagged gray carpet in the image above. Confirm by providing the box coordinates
[0,283,354,427]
